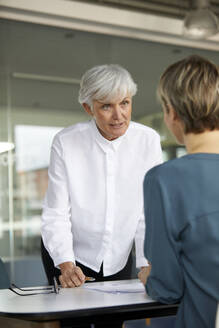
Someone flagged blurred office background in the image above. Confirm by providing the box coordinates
[0,0,219,290]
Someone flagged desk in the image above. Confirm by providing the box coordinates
[0,279,178,328]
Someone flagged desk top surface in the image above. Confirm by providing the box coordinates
[0,279,155,316]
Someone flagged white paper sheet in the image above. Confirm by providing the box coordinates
[83,280,145,294]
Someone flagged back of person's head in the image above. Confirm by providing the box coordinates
[78,64,137,107]
[157,55,219,133]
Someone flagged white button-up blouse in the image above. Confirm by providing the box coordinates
[41,119,163,276]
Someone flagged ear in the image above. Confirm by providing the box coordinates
[83,103,93,116]
[168,106,179,123]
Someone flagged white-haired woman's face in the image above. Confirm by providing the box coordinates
[84,95,132,140]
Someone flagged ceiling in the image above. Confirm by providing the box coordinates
[75,0,219,18]
[1,3,219,127]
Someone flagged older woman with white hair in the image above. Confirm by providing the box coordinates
[41,64,163,291]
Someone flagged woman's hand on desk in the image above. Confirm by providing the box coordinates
[59,262,85,288]
[138,265,151,286]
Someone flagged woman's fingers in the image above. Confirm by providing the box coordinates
[59,264,85,288]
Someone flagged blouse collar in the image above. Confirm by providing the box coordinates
[90,119,129,152]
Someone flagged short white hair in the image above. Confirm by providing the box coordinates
[78,64,137,106]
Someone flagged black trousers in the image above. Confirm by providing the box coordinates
[41,240,133,328]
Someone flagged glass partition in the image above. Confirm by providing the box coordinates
[1,17,219,283]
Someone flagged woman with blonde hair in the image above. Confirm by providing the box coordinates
[140,55,219,328]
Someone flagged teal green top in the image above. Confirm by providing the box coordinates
[144,153,219,328]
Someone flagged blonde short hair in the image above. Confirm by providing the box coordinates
[157,55,219,133]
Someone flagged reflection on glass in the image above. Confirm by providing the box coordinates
[162,150,169,162]
[13,125,62,256]
[0,142,15,154]
[15,125,62,172]
[0,231,10,258]
[176,147,187,158]
[2,17,212,280]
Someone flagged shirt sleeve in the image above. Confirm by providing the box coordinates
[150,131,163,168]
[135,211,149,268]
[143,171,184,304]
[135,131,163,268]
[41,135,75,267]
